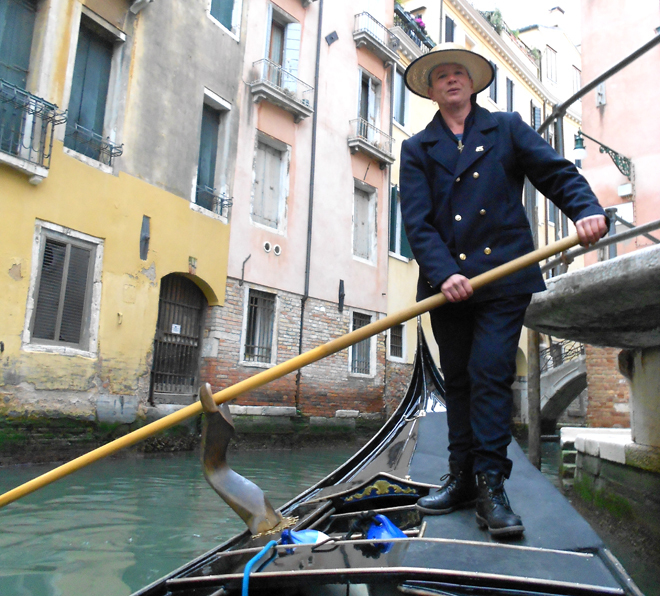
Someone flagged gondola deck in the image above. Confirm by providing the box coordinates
[131,329,642,596]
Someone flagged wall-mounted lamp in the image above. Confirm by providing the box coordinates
[573,130,632,180]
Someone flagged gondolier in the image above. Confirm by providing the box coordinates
[399,43,608,536]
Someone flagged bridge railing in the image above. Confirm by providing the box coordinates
[539,339,585,373]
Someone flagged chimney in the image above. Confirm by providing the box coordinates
[548,6,565,28]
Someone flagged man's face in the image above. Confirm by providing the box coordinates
[427,63,474,110]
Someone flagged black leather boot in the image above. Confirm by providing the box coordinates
[475,471,525,537]
[416,463,477,515]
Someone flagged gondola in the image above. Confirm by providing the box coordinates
[131,327,642,596]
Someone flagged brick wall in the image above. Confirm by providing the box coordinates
[200,278,388,417]
[383,360,413,416]
[585,345,631,428]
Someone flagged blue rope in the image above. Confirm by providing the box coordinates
[242,540,278,596]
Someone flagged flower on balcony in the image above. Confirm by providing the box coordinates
[414,16,427,32]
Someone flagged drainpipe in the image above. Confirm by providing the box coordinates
[439,0,444,43]
[295,0,323,412]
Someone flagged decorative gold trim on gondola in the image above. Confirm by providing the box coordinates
[252,516,298,538]
[343,479,418,503]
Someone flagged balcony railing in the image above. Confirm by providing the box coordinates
[0,79,66,180]
[64,122,123,167]
[348,118,395,167]
[194,185,232,217]
[393,4,435,54]
[353,12,400,64]
[249,59,314,122]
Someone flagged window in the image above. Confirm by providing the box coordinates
[547,199,558,226]
[358,70,381,135]
[64,16,117,164]
[24,222,103,355]
[389,324,404,360]
[243,289,276,364]
[488,61,498,103]
[195,93,231,217]
[530,102,542,130]
[0,0,37,89]
[573,66,581,95]
[596,82,606,106]
[545,46,557,83]
[351,311,372,375]
[353,182,376,261]
[393,69,409,128]
[252,134,289,230]
[506,78,514,112]
[209,0,242,36]
[266,5,301,90]
[389,185,413,259]
[445,15,455,42]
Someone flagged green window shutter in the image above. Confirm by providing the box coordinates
[65,22,112,158]
[32,240,67,341]
[400,220,414,259]
[197,105,219,187]
[389,185,398,253]
[0,0,37,88]
[210,0,233,30]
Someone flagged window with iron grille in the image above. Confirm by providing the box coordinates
[29,232,97,350]
[389,324,404,359]
[351,312,372,375]
[244,289,276,364]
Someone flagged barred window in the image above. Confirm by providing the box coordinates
[244,289,275,363]
[390,324,404,359]
[351,312,372,375]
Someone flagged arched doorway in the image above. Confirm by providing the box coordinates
[150,274,207,405]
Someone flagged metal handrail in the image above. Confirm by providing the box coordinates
[195,185,232,216]
[349,118,394,155]
[0,78,66,169]
[354,12,398,50]
[539,339,584,373]
[64,122,123,166]
[540,217,660,273]
[250,59,314,107]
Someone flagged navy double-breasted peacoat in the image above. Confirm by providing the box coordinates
[400,105,608,302]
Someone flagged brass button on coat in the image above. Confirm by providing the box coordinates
[473,172,480,179]
[484,247,492,255]
[459,253,467,260]
[456,176,461,182]
[455,214,462,221]
[480,209,486,215]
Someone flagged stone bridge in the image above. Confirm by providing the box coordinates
[540,356,586,421]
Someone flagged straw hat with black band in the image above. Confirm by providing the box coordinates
[405,43,495,99]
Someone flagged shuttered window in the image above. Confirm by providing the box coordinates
[389,185,413,259]
[31,237,94,348]
[445,16,455,42]
[253,140,283,228]
[0,0,37,88]
[351,312,372,375]
[244,290,275,364]
[353,187,372,260]
[64,20,112,159]
[506,78,514,112]
[390,324,404,359]
[210,0,233,30]
[196,103,220,211]
[489,62,498,103]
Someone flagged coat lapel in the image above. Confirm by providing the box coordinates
[455,107,498,176]
[420,112,457,174]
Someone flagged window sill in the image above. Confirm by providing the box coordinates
[387,354,406,364]
[388,251,412,263]
[63,147,113,174]
[190,202,229,223]
[21,341,97,359]
[349,371,376,379]
[207,12,240,41]
[352,254,377,267]
[0,151,48,184]
[240,359,275,369]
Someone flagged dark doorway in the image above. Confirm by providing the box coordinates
[150,274,207,405]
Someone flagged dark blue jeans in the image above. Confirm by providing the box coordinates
[429,294,531,478]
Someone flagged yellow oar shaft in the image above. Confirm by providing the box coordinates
[0,233,579,509]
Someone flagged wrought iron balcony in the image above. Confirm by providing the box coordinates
[248,59,314,122]
[353,12,400,65]
[194,185,232,217]
[64,122,123,167]
[348,118,395,168]
[392,4,435,59]
[0,79,66,184]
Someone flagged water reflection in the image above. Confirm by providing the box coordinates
[0,447,356,596]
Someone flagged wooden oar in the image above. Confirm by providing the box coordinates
[0,233,580,509]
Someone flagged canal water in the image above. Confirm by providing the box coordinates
[0,442,655,596]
